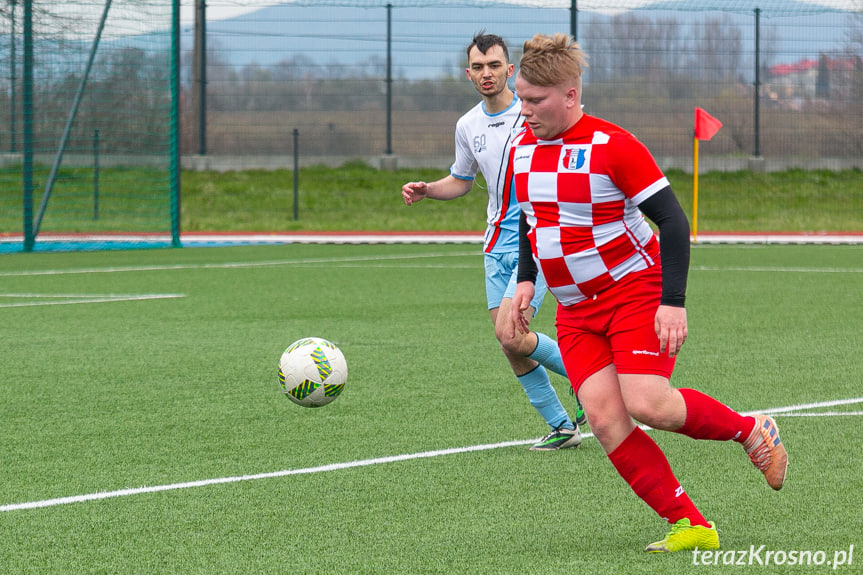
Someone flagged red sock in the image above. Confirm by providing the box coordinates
[608,427,709,527]
[676,388,756,442]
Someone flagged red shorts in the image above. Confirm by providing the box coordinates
[555,265,676,394]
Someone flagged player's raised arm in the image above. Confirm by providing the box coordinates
[401,175,473,206]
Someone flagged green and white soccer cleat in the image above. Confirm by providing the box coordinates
[569,387,588,427]
[574,400,587,427]
[529,423,582,451]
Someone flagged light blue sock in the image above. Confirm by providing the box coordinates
[528,332,567,378]
[517,365,573,430]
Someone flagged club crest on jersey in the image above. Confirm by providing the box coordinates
[561,146,589,171]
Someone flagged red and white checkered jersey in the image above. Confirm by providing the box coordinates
[510,114,669,306]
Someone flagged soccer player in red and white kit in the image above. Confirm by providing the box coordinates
[508,33,788,553]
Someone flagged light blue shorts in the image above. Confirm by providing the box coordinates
[484,251,548,313]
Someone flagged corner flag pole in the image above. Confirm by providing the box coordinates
[692,107,722,245]
[693,135,699,243]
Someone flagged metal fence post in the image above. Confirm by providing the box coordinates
[753,7,761,158]
[93,128,99,220]
[171,0,181,247]
[9,0,16,154]
[195,0,207,156]
[293,128,299,221]
[385,3,393,156]
[22,0,33,252]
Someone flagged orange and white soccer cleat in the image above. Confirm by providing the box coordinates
[743,415,788,490]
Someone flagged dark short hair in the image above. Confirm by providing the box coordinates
[467,31,510,63]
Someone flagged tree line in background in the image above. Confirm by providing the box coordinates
[1,9,861,159]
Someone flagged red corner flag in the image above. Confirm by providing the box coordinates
[694,107,723,141]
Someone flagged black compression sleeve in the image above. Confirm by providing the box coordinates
[517,211,538,284]
[638,186,690,307]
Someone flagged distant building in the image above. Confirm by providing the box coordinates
[766,55,861,109]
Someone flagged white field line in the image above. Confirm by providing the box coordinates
[2,232,860,246]
[693,265,863,273]
[0,294,185,308]
[2,396,861,513]
[2,256,862,279]
[778,411,863,417]
[0,251,480,277]
[745,396,863,415]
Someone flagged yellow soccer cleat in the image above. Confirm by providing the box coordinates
[645,518,720,553]
[743,415,788,490]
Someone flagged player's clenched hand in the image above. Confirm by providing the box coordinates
[655,305,687,358]
[509,282,536,336]
[401,181,428,205]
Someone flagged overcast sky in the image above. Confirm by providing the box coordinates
[182,0,859,24]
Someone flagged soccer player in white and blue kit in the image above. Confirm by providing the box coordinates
[401,33,584,450]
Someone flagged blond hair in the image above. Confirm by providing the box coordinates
[519,33,588,87]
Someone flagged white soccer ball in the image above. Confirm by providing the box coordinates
[278,337,348,407]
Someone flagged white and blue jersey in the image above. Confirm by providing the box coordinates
[450,95,546,311]
[450,95,524,255]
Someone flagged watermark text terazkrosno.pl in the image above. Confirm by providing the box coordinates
[692,545,854,569]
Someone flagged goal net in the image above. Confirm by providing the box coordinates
[0,0,178,253]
